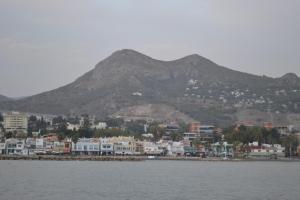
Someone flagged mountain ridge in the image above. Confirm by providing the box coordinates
[1,49,300,127]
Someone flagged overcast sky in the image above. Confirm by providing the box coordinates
[0,0,299,97]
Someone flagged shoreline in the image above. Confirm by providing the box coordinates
[0,155,299,162]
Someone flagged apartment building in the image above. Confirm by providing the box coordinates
[3,112,28,134]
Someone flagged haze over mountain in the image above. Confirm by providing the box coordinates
[0,95,11,102]
[1,49,300,127]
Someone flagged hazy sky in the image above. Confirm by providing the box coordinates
[0,0,299,97]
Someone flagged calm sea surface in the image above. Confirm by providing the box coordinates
[0,160,299,200]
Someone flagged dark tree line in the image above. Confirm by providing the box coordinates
[224,125,299,155]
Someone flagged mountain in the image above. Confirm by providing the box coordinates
[1,49,300,127]
[0,95,11,102]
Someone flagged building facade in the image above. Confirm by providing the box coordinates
[3,112,28,134]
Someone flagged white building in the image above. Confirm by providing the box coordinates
[66,123,80,131]
[100,138,114,155]
[143,142,163,155]
[5,138,25,155]
[92,122,107,130]
[183,132,198,140]
[72,138,100,155]
[3,112,28,134]
[168,142,185,156]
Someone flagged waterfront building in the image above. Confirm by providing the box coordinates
[109,136,136,155]
[24,138,36,155]
[135,141,144,155]
[143,142,163,155]
[72,138,100,155]
[168,142,184,156]
[5,138,25,155]
[247,142,285,158]
[35,138,45,149]
[42,133,59,150]
[3,112,28,134]
[211,142,234,157]
[100,138,114,155]
[53,139,72,154]
[183,146,197,156]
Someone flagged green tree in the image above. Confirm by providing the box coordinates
[71,132,80,144]
[4,131,13,139]
[126,120,145,134]
[148,122,164,141]
[105,118,124,128]
[281,135,299,157]
[170,132,183,142]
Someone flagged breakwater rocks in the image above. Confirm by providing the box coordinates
[0,155,233,161]
[0,155,144,161]
[0,155,296,162]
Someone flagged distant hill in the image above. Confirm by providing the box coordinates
[1,49,300,127]
[0,95,11,102]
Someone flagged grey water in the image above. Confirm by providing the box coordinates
[0,160,299,200]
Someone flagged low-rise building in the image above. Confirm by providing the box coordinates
[72,138,100,155]
[5,138,25,155]
[168,142,184,156]
[109,136,136,155]
[66,123,80,131]
[100,138,114,155]
[52,140,71,154]
[143,142,163,155]
[247,142,285,158]
[211,142,234,157]
[24,138,36,155]
[92,122,107,130]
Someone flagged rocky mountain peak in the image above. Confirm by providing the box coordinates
[281,72,299,80]
[279,73,299,85]
[2,49,300,127]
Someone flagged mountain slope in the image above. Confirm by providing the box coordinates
[1,49,300,127]
[0,95,11,102]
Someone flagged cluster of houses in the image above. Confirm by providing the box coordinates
[0,133,287,159]
[0,134,202,156]
[0,112,297,158]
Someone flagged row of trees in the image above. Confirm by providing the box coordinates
[224,125,299,154]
